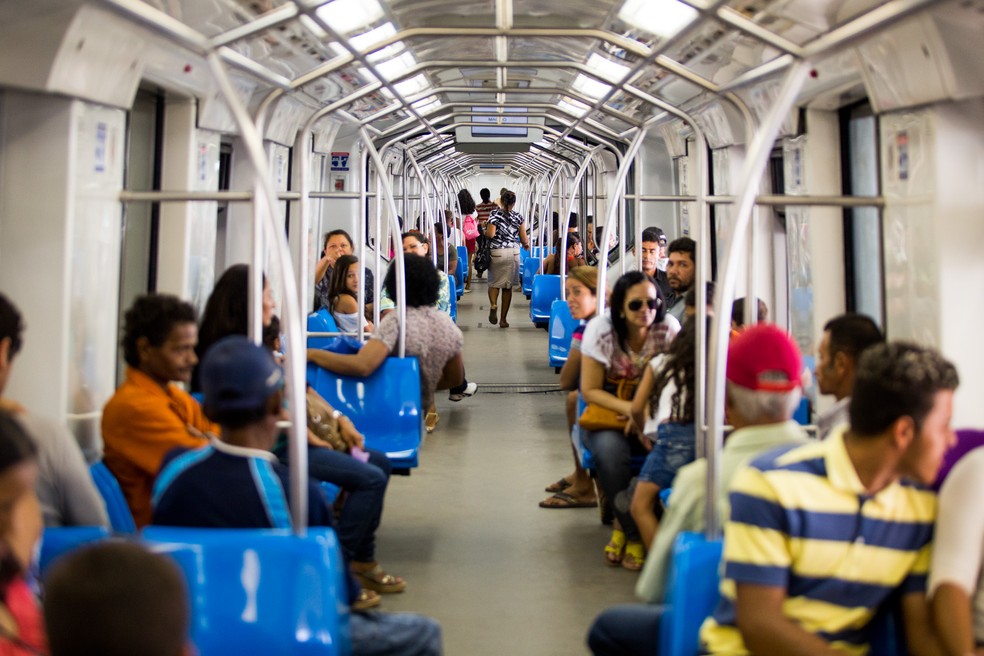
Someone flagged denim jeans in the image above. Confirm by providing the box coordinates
[282,445,392,563]
[582,429,644,541]
[351,611,442,656]
[587,604,664,656]
[639,422,696,489]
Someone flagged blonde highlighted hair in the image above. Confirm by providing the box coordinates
[567,266,599,296]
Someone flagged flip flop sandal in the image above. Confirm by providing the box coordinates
[425,412,439,433]
[354,564,406,594]
[539,492,599,509]
[488,306,498,325]
[499,320,510,328]
[544,478,573,493]
[352,589,381,610]
[604,530,626,566]
[622,542,646,571]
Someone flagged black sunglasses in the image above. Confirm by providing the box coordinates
[627,298,660,311]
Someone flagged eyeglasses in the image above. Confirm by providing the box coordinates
[627,298,659,311]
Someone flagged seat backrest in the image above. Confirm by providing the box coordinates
[522,256,541,293]
[455,245,467,293]
[307,310,359,354]
[530,274,562,321]
[447,275,458,322]
[307,357,422,469]
[142,527,350,656]
[548,300,575,366]
[89,462,137,534]
[38,526,111,576]
[659,532,724,656]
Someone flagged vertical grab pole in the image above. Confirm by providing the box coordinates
[206,53,308,534]
[358,145,368,343]
[597,126,651,316]
[406,152,437,269]
[704,62,810,538]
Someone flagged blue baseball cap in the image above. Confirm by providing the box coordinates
[201,336,284,414]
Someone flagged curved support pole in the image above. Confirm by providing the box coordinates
[560,145,605,297]
[597,126,652,315]
[358,128,408,358]
[206,52,309,534]
[704,61,810,538]
[405,151,438,269]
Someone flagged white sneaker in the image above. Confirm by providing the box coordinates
[449,382,478,402]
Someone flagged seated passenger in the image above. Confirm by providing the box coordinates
[102,295,217,528]
[380,231,452,317]
[639,227,671,301]
[195,265,401,597]
[0,294,108,528]
[328,254,374,334]
[587,324,809,656]
[434,221,458,276]
[580,271,680,571]
[627,316,703,551]
[540,266,600,509]
[665,237,696,324]
[153,337,442,656]
[44,542,192,656]
[0,413,46,656]
[700,342,958,655]
[315,229,375,316]
[308,254,468,435]
[814,313,884,439]
[543,234,586,275]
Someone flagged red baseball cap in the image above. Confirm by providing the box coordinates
[726,324,802,392]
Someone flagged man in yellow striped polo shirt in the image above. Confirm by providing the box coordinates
[701,342,959,655]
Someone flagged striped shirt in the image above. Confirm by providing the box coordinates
[476,201,496,222]
[700,426,936,655]
[488,208,524,249]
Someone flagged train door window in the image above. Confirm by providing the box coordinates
[118,87,164,383]
[214,142,233,275]
[841,103,884,326]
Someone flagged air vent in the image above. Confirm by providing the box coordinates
[480,164,506,169]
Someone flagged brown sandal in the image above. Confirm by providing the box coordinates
[354,563,406,594]
[352,589,381,610]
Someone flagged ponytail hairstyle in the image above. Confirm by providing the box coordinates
[649,316,703,424]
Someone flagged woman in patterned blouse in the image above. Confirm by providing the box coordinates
[484,190,529,328]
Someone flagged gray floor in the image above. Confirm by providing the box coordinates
[375,276,638,656]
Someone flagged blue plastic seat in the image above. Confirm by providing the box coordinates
[307,357,422,471]
[308,309,360,354]
[522,257,541,298]
[519,246,530,266]
[530,274,561,328]
[142,527,350,656]
[38,526,111,575]
[548,300,578,370]
[320,481,341,505]
[455,245,467,298]
[89,461,137,534]
[447,275,458,323]
[659,532,724,656]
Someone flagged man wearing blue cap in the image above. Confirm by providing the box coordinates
[152,335,442,656]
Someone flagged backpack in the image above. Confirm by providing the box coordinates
[462,214,479,240]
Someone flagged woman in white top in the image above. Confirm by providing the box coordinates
[329,254,373,334]
[580,271,680,571]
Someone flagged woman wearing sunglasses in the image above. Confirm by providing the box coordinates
[579,271,680,571]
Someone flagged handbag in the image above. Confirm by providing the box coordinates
[306,388,349,453]
[578,378,639,432]
[474,243,492,273]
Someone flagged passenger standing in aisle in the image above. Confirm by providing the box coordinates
[664,237,696,324]
[580,271,680,571]
[458,189,478,292]
[485,190,529,329]
[473,189,496,281]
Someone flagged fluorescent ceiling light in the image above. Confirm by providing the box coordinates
[557,98,590,117]
[299,15,327,39]
[358,51,416,81]
[571,74,610,100]
[587,53,630,83]
[330,22,404,62]
[412,98,442,114]
[380,74,430,98]
[618,0,699,39]
[315,0,385,36]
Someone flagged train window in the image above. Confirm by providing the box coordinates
[213,142,233,275]
[841,102,885,327]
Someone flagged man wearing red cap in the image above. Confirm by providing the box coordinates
[701,341,958,655]
[587,324,809,656]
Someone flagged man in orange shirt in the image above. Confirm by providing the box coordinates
[102,294,217,528]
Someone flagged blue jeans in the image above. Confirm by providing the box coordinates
[583,429,644,541]
[351,611,442,656]
[285,445,392,563]
[639,422,696,489]
[587,604,664,656]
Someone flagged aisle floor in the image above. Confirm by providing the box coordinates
[375,276,638,655]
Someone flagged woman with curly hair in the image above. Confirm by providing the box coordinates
[628,316,700,550]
